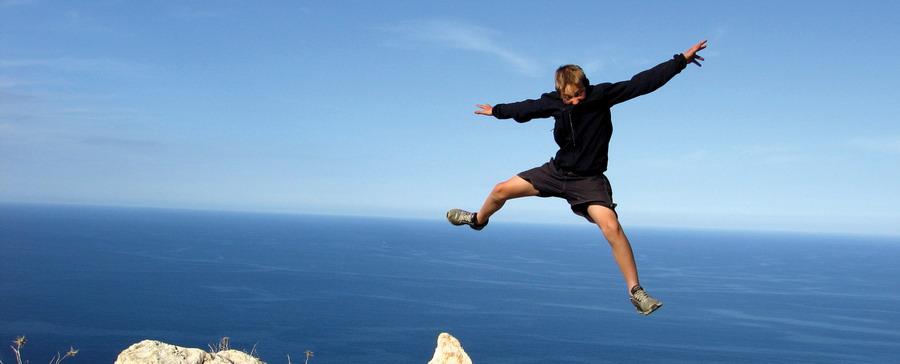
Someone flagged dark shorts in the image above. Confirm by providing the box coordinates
[517,160,617,223]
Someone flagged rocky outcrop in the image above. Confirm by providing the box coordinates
[117,333,470,364]
[428,333,472,364]
[114,340,264,364]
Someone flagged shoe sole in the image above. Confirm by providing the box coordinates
[635,302,663,316]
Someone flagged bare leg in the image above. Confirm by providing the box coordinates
[475,176,540,225]
[586,204,640,294]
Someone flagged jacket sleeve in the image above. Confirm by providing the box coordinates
[491,92,558,123]
[598,54,688,107]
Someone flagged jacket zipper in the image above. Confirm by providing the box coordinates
[567,109,577,149]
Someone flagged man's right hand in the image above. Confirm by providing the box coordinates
[474,104,493,116]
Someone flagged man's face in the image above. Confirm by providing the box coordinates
[561,87,585,105]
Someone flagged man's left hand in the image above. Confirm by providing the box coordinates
[682,40,707,67]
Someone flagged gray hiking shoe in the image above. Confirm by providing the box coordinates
[446,208,487,231]
[630,286,663,316]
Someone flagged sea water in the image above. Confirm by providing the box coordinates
[1,204,898,363]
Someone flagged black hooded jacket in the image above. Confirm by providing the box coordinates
[491,54,688,175]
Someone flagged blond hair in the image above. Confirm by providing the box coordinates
[555,64,589,98]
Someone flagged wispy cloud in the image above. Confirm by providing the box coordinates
[80,136,161,150]
[702,26,727,58]
[732,144,810,165]
[0,0,34,6]
[627,143,814,172]
[0,76,35,88]
[848,136,900,155]
[711,25,728,43]
[168,4,226,20]
[0,57,150,75]
[628,149,715,171]
[383,20,541,76]
[0,89,37,106]
[579,60,607,75]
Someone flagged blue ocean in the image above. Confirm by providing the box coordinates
[1,204,898,363]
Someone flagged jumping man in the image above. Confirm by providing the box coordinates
[447,40,707,315]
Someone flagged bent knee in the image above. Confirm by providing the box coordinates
[587,205,621,233]
[592,211,622,236]
[490,182,512,200]
[598,221,622,236]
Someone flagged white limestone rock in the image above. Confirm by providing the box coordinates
[115,340,264,364]
[427,333,472,364]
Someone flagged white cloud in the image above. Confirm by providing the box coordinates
[383,20,541,76]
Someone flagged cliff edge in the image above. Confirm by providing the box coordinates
[116,332,470,364]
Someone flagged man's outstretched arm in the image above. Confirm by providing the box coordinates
[474,92,558,123]
[601,40,707,106]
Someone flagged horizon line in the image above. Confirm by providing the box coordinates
[2,200,898,239]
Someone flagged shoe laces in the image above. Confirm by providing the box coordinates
[632,289,651,303]
[456,210,475,224]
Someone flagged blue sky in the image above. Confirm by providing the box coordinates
[2,1,899,235]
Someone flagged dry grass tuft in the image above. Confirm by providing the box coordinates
[1,336,78,364]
